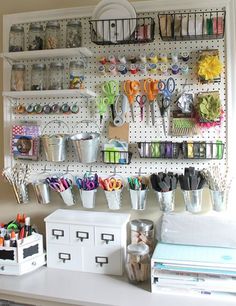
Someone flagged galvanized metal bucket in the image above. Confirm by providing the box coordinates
[41,120,69,162]
[70,120,100,163]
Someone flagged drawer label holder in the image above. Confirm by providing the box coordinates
[101,233,114,244]
[95,256,108,267]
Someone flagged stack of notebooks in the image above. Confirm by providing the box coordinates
[151,242,236,295]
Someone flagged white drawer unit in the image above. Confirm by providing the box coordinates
[44,209,130,276]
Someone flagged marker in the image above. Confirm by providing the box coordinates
[10,231,17,247]
[0,237,4,247]
[24,217,32,237]
[3,232,10,247]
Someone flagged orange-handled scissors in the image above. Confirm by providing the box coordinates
[143,78,159,125]
[103,177,123,191]
[124,80,140,122]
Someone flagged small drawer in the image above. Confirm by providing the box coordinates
[47,244,83,271]
[0,247,17,264]
[95,227,121,247]
[46,223,70,244]
[70,225,94,246]
[83,247,122,275]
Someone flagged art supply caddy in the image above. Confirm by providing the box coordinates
[1,0,234,297]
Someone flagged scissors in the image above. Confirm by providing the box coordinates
[135,95,147,121]
[158,77,176,100]
[100,177,123,191]
[97,96,110,124]
[76,173,99,191]
[46,177,65,192]
[143,78,159,125]
[123,80,140,122]
[102,81,119,120]
[113,94,129,127]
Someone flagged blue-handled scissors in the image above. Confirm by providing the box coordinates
[135,95,147,121]
[158,77,175,99]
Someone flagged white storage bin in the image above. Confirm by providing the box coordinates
[44,209,130,276]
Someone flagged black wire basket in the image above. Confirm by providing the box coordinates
[137,141,224,159]
[158,10,225,41]
[101,150,132,164]
[89,17,155,45]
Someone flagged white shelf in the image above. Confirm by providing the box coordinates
[2,89,96,98]
[1,47,93,61]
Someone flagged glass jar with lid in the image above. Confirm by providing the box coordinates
[9,24,24,52]
[11,64,25,91]
[28,23,44,50]
[66,20,82,48]
[31,63,47,90]
[48,62,64,90]
[69,60,85,89]
[130,219,154,254]
[126,244,150,282]
[45,21,60,49]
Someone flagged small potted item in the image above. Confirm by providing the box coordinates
[197,50,223,83]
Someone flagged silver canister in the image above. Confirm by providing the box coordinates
[129,189,148,210]
[33,180,50,204]
[155,189,176,212]
[130,219,154,253]
[182,189,203,213]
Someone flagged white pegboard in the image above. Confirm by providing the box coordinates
[3,7,227,177]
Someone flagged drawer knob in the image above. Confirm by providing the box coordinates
[76,231,89,242]
[59,252,71,263]
[52,229,64,239]
[101,233,114,244]
[95,256,108,267]
[0,266,5,271]
[32,261,36,266]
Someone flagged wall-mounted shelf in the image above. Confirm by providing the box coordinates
[1,47,93,62]
[2,89,96,99]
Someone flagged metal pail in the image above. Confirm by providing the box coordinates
[70,132,100,163]
[41,134,68,162]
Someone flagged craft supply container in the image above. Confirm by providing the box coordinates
[126,244,150,282]
[130,219,154,253]
[11,64,25,91]
[210,189,227,212]
[28,23,44,50]
[9,24,24,52]
[69,60,85,89]
[32,180,50,205]
[104,189,122,210]
[31,63,47,90]
[155,189,176,212]
[182,189,203,213]
[48,62,64,90]
[45,21,60,49]
[66,20,82,48]
[129,189,148,210]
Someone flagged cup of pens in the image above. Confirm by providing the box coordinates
[99,177,123,210]
[150,172,178,212]
[76,173,99,209]
[179,167,206,213]
[128,176,148,210]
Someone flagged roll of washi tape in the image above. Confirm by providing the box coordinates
[216,140,223,159]
[181,64,189,75]
[139,64,147,74]
[171,52,178,64]
[181,51,190,62]
[99,56,107,65]
[151,142,160,157]
[26,104,34,114]
[187,142,194,158]
[108,55,117,64]
[149,52,158,64]
[206,143,212,159]
[130,64,138,75]
[61,103,70,113]
[109,64,118,76]
[118,55,127,64]
[43,104,51,114]
[159,53,168,63]
[171,64,180,75]
[165,142,173,158]
[118,64,128,75]
[148,63,157,74]
[98,65,106,75]
[139,53,147,63]
[160,63,168,75]
[34,104,43,114]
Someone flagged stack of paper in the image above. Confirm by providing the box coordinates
[151,243,236,295]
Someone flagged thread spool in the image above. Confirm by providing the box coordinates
[160,64,168,75]
[139,53,147,63]
[139,64,147,74]
[181,64,189,75]
[159,53,168,63]
[171,52,178,63]
[118,64,128,75]
[108,55,117,64]
[148,63,157,74]
[181,51,190,62]
[149,52,158,64]
[109,64,118,76]
[99,56,107,65]
[130,64,138,75]
[98,65,106,75]
[130,56,137,64]
[171,64,180,75]
[118,55,127,64]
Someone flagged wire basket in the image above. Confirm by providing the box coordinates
[137,141,224,159]
[158,10,225,41]
[89,17,155,45]
[101,150,132,164]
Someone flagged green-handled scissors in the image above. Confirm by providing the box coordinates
[101,80,119,120]
[97,96,110,124]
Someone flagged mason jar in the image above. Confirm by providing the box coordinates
[69,60,85,89]
[48,62,64,90]
[126,244,150,282]
[9,24,24,52]
[130,219,154,254]
[66,20,82,48]
[31,63,47,90]
[45,21,60,49]
[11,64,25,91]
[28,23,44,50]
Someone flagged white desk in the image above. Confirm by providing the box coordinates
[0,267,235,306]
